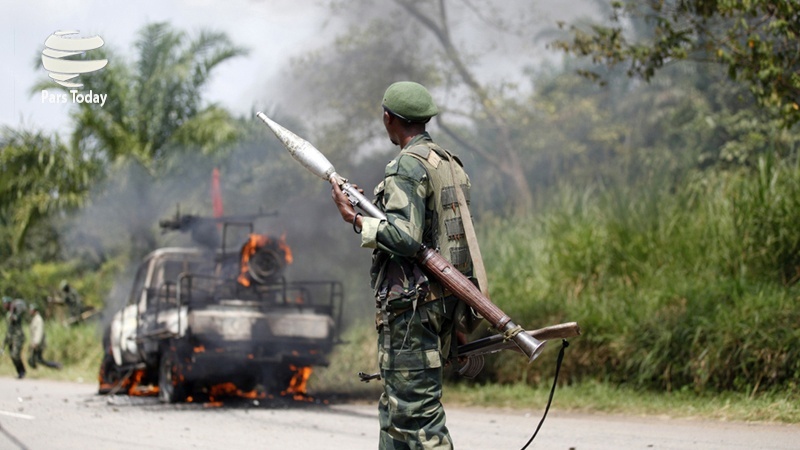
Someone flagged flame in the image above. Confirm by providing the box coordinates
[281,365,313,400]
[194,345,206,353]
[106,367,316,404]
[279,233,293,264]
[237,233,293,287]
[128,369,159,397]
[239,234,267,287]
[209,382,239,399]
[98,370,116,392]
[205,382,266,404]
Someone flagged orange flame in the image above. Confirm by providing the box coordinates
[282,365,313,400]
[279,233,293,264]
[128,369,159,397]
[237,233,293,287]
[239,234,267,287]
[206,382,266,404]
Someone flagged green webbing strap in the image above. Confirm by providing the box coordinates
[519,339,569,450]
[444,152,490,298]
[381,294,391,352]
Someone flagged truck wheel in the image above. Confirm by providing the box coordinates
[158,348,187,403]
[98,353,124,394]
[262,364,296,393]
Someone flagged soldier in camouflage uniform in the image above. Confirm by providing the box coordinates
[60,280,83,323]
[332,81,478,450]
[3,296,28,378]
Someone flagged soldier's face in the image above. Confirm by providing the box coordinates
[383,111,399,146]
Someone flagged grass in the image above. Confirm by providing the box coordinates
[444,380,800,423]
[310,321,800,424]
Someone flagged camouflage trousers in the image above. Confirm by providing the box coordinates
[377,298,456,450]
[5,329,26,377]
[28,345,61,370]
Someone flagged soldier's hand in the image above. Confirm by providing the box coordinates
[331,181,358,223]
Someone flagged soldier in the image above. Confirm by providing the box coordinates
[3,296,28,379]
[60,280,83,323]
[28,303,62,370]
[331,81,479,449]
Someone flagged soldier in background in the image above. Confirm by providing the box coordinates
[60,280,83,323]
[28,303,62,370]
[3,296,28,379]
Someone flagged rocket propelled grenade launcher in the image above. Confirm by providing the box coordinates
[256,111,546,362]
[256,112,382,219]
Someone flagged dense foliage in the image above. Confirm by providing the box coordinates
[552,0,800,127]
[481,157,800,393]
[0,129,98,254]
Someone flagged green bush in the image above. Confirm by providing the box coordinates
[477,158,800,394]
[732,156,800,283]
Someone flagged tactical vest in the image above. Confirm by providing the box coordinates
[402,142,472,274]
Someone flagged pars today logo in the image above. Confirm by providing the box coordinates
[40,30,109,107]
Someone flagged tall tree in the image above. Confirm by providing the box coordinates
[0,127,98,253]
[552,0,800,127]
[35,22,248,175]
[395,0,538,212]
[31,22,248,258]
[285,0,545,213]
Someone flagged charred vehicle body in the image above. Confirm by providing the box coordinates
[98,213,343,402]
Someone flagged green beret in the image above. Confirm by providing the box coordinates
[382,81,438,122]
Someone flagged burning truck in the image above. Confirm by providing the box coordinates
[98,211,343,403]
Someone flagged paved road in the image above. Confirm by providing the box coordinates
[1,377,798,449]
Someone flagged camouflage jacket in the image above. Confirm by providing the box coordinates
[5,299,27,342]
[361,133,473,310]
